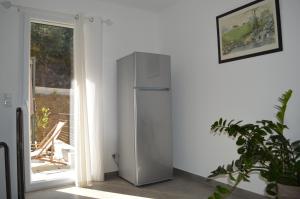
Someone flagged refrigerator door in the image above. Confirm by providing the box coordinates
[135,89,173,185]
[135,52,171,88]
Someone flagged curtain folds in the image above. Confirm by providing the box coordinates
[74,14,104,187]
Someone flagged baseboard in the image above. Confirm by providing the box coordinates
[105,168,266,198]
[173,168,266,198]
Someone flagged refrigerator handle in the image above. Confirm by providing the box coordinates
[134,87,170,91]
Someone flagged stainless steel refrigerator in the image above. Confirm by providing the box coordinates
[117,52,173,186]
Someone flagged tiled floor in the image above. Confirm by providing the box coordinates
[26,173,267,199]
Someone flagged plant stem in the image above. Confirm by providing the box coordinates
[221,173,244,199]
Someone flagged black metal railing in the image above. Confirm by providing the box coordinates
[0,108,25,199]
[16,107,25,199]
[0,141,11,199]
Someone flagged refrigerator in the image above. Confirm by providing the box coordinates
[117,52,173,186]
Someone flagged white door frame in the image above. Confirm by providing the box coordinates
[22,8,75,192]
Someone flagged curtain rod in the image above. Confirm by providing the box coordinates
[0,0,113,26]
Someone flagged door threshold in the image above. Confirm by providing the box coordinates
[28,177,74,192]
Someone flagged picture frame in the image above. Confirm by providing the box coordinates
[216,0,282,63]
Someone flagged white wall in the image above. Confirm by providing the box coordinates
[159,0,300,195]
[0,0,159,197]
[0,7,22,198]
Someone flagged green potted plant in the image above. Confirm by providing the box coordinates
[208,90,300,199]
[34,107,51,143]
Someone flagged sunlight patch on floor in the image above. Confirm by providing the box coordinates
[31,160,74,182]
[56,187,153,199]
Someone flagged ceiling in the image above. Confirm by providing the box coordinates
[98,0,180,13]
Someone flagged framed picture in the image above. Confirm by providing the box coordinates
[216,0,282,63]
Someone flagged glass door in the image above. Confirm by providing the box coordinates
[28,21,75,188]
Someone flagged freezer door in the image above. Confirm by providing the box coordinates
[135,52,171,88]
[135,89,173,185]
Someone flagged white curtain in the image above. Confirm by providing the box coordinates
[74,14,104,187]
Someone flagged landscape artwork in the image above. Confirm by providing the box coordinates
[216,0,282,63]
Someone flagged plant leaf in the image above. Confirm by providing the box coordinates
[236,136,246,146]
[228,120,234,126]
[229,173,236,181]
[237,147,245,154]
[213,192,222,199]
[275,89,292,127]
[266,183,277,196]
[216,185,230,194]
[219,118,223,126]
